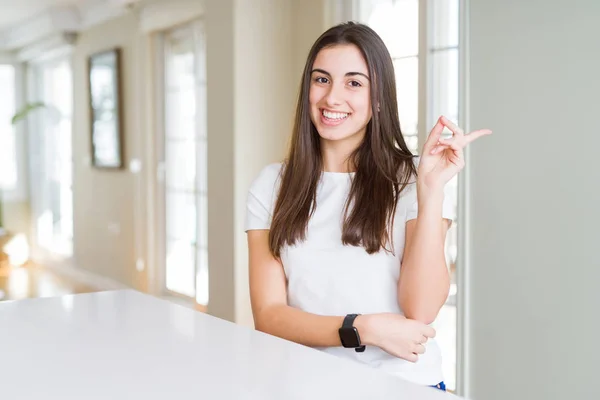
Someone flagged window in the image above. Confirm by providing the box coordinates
[0,65,17,192]
[358,0,420,153]
[29,59,73,256]
[355,0,461,391]
[159,20,208,306]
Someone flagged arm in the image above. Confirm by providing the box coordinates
[398,190,451,325]
[398,115,492,324]
[248,229,346,347]
[248,229,435,359]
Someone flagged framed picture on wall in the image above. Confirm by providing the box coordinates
[88,48,124,169]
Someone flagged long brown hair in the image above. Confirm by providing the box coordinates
[269,21,417,257]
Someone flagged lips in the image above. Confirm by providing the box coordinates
[320,108,350,126]
[322,109,349,120]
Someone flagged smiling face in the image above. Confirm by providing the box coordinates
[309,44,373,149]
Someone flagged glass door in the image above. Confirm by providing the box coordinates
[158,20,208,306]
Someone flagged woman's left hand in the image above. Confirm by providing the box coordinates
[418,115,492,192]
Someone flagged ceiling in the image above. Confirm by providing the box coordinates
[0,0,88,31]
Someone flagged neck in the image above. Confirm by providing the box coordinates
[320,133,364,173]
[320,142,357,173]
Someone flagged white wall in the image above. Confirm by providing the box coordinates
[233,0,295,327]
[3,0,332,324]
[206,0,297,325]
[206,0,332,326]
[467,0,600,399]
[72,12,146,289]
[205,0,237,323]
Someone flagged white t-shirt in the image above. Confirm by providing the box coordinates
[244,160,454,386]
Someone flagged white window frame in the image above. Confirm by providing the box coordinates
[455,0,471,395]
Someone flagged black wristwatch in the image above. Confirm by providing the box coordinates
[338,314,366,352]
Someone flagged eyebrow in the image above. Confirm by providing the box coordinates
[311,68,370,81]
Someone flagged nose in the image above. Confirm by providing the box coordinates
[324,82,344,107]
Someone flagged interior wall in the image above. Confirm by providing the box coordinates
[71,12,145,289]
[466,0,600,399]
[204,0,237,322]
[207,0,334,325]
[8,0,343,326]
[232,0,295,327]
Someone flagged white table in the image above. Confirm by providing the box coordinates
[0,290,458,399]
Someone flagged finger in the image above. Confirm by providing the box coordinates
[430,145,444,155]
[413,343,426,355]
[430,143,452,154]
[449,151,465,168]
[464,129,493,144]
[423,326,436,339]
[440,116,464,136]
[411,333,426,344]
[439,136,464,145]
[403,352,419,363]
[423,118,445,152]
[430,140,463,155]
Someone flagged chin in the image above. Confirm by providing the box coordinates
[317,129,354,142]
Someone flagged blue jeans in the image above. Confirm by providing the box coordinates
[430,381,446,391]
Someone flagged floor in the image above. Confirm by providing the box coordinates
[0,262,99,302]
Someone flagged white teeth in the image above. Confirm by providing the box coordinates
[322,110,349,120]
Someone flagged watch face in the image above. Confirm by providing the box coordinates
[339,327,361,348]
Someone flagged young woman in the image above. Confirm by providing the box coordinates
[244,22,491,390]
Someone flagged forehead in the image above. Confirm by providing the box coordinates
[312,44,369,75]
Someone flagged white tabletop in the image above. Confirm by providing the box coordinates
[0,290,458,399]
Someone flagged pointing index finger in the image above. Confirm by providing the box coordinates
[465,129,493,143]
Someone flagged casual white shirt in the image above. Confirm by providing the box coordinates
[244,160,454,385]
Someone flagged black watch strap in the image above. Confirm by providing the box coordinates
[342,313,360,328]
[340,314,366,353]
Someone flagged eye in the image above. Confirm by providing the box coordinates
[348,80,362,88]
[314,76,329,84]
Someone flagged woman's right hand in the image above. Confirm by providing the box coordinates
[355,313,436,363]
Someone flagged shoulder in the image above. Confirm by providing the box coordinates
[249,162,284,195]
[245,162,284,231]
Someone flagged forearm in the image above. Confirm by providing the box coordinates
[399,188,450,323]
[255,305,348,347]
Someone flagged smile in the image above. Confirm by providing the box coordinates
[321,109,350,121]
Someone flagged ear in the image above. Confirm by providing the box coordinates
[376,103,380,112]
